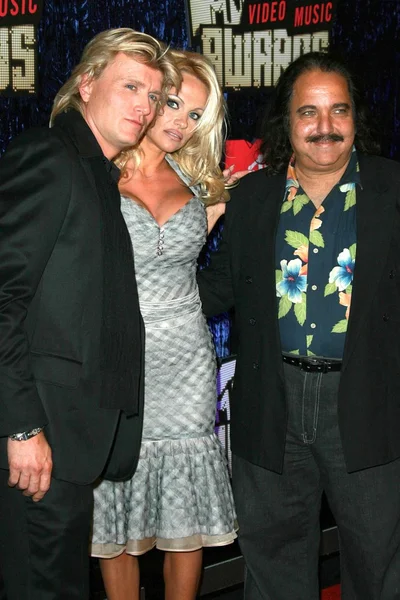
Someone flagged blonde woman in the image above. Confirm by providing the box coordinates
[91,50,237,600]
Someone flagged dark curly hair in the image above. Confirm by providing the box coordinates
[259,52,381,175]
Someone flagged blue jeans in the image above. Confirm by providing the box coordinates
[232,362,400,600]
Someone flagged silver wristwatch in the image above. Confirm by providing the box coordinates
[9,427,43,442]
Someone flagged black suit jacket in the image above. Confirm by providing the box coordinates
[199,154,400,474]
[0,111,144,484]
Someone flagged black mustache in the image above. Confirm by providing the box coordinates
[306,134,344,143]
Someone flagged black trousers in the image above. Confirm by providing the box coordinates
[232,363,400,600]
[0,469,93,600]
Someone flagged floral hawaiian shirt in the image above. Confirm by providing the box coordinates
[276,148,361,359]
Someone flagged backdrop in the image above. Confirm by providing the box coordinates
[1,0,399,356]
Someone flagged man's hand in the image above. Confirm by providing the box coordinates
[7,431,53,502]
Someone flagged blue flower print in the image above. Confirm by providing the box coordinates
[329,248,355,292]
[339,183,354,193]
[276,259,307,303]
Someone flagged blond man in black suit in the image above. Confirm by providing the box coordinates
[0,28,179,600]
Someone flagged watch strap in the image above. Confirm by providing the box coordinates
[9,427,43,442]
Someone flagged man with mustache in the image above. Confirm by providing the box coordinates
[199,52,400,599]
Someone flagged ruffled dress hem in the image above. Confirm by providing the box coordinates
[91,527,238,558]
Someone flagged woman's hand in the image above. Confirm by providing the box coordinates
[223,165,249,190]
[206,166,249,234]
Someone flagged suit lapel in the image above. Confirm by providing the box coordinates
[343,155,394,367]
[243,172,286,362]
[242,173,286,313]
[246,173,286,260]
[80,155,120,211]
[54,111,114,210]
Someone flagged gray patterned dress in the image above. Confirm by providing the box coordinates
[91,158,237,557]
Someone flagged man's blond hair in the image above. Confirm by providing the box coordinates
[50,28,180,124]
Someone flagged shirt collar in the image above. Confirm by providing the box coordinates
[102,158,121,183]
[52,109,121,181]
[339,147,362,188]
[284,146,362,196]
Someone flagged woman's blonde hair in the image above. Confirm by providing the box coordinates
[50,28,181,125]
[119,49,228,205]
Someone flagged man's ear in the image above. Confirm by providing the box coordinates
[78,74,93,102]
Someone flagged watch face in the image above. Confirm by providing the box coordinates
[10,433,27,441]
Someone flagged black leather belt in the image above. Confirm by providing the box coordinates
[282,354,342,373]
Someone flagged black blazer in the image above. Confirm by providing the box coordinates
[0,112,144,484]
[199,154,400,474]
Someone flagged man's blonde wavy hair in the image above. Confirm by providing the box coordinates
[118,49,228,206]
[50,28,181,125]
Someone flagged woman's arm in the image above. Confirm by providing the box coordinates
[206,168,249,234]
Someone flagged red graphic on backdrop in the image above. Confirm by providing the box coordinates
[248,1,287,25]
[225,139,266,173]
[0,0,42,24]
[246,1,334,28]
[293,2,334,28]
[240,0,336,34]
